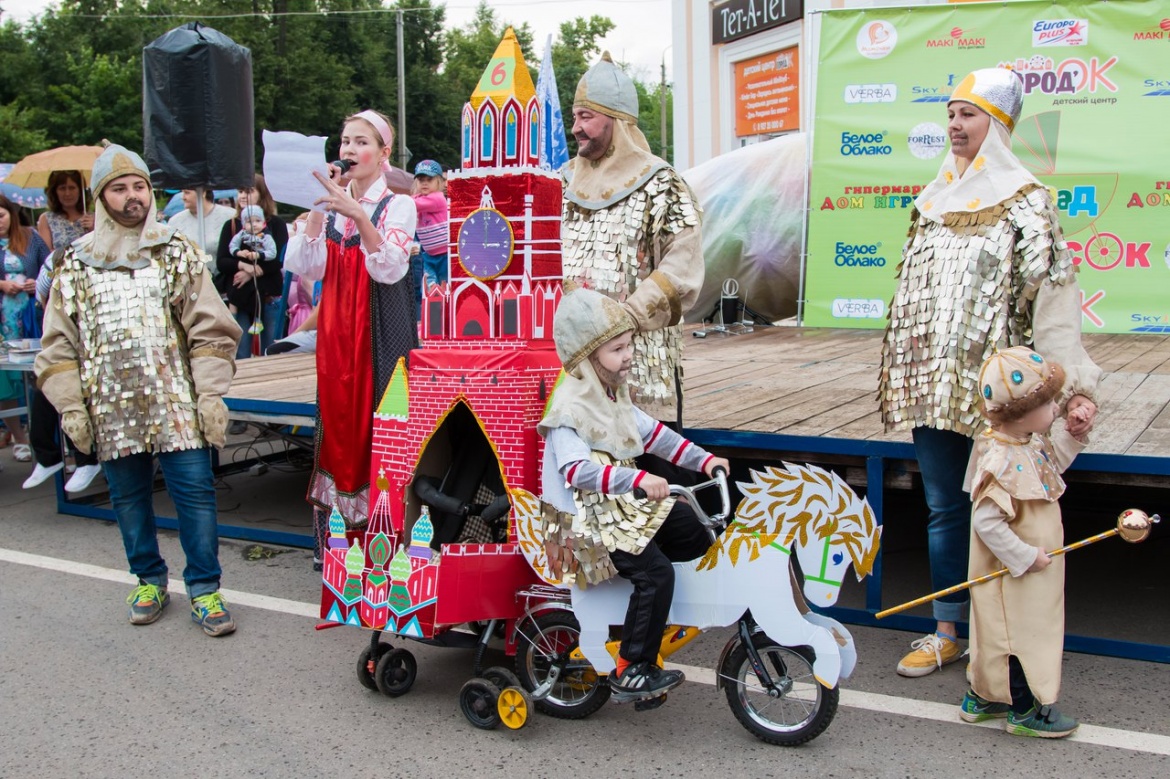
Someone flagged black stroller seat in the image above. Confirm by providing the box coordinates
[412,411,509,547]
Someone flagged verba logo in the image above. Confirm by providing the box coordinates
[856,20,897,59]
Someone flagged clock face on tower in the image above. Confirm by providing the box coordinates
[457,207,514,280]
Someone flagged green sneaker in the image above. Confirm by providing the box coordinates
[190,592,236,637]
[127,582,169,625]
[959,690,1011,723]
[1007,704,1079,738]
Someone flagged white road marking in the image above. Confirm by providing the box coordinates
[0,547,318,617]
[667,661,1170,755]
[4,547,1168,757]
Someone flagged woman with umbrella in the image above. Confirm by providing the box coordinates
[24,170,103,491]
[35,170,94,251]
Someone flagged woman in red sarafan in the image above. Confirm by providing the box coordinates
[284,109,417,530]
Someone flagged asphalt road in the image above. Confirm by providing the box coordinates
[1,458,1168,778]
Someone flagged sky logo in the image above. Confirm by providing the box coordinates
[1143,78,1170,97]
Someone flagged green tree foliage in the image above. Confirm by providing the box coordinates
[0,0,672,174]
[442,1,535,99]
[635,75,674,163]
[0,103,50,159]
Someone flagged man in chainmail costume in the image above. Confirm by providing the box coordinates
[561,53,704,430]
[878,68,1100,678]
[35,144,243,637]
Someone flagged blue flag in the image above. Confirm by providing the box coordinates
[536,35,570,172]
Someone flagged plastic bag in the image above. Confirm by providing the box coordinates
[143,22,255,190]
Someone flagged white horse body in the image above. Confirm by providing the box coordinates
[570,542,851,687]
[513,463,879,690]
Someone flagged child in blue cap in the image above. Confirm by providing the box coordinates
[410,159,448,316]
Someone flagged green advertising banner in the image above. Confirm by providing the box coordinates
[805,0,1170,334]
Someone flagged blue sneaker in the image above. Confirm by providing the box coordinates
[960,690,1011,723]
[127,582,169,625]
[190,592,236,637]
[1006,704,1079,738]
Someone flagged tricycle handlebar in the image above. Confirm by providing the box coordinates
[632,469,731,533]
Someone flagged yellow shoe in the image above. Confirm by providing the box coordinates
[896,633,962,677]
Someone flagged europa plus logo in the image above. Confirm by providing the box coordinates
[1032,19,1089,47]
[924,26,985,50]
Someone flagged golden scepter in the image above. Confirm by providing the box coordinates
[876,509,1160,620]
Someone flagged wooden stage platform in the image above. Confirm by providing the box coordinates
[226,326,1170,478]
[678,326,1170,480]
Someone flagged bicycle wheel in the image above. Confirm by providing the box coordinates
[514,610,610,719]
[721,635,838,746]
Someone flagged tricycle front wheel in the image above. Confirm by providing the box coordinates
[721,636,838,746]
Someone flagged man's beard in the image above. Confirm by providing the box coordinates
[108,199,147,228]
[576,134,609,161]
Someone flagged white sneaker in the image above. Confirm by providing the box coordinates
[23,461,64,489]
[65,464,102,493]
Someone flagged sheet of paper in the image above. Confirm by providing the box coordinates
[261,130,331,212]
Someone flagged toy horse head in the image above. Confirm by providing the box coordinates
[728,462,881,606]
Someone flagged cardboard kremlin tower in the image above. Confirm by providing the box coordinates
[320,29,562,636]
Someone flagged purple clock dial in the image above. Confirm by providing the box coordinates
[457,208,515,280]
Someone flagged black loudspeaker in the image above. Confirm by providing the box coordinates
[142,22,254,190]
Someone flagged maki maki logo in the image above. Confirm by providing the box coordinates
[1133,19,1170,41]
[924,27,985,50]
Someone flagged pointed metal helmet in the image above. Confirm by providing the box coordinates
[574,52,639,124]
[949,67,1024,132]
[90,143,150,197]
[553,288,635,373]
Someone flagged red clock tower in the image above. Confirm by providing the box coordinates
[320,28,564,638]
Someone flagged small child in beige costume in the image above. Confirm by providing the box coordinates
[959,346,1091,738]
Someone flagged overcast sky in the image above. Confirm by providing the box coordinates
[0,0,674,79]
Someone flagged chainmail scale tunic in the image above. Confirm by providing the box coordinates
[879,184,1077,438]
[562,169,700,421]
[53,241,209,459]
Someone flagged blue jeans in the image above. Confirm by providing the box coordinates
[410,250,448,318]
[911,426,973,622]
[103,448,221,598]
[421,250,448,286]
[234,298,282,359]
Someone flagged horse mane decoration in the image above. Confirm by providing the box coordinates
[698,462,880,580]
